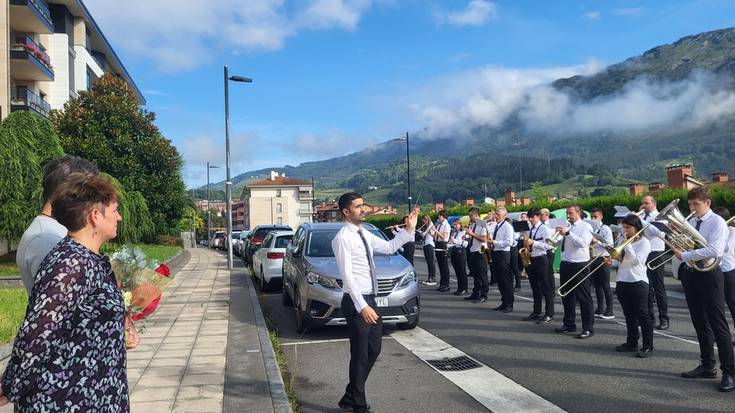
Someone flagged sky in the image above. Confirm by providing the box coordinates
[82,0,735,188]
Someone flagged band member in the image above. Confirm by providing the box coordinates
[640,195,670,330]
[672,187,734,392]
[712,207,735,346]
[392,215,415,265]
[524,208,555,323]
[491,207,516,313]
[464,207,489,303]
[432,210,452,292]
[485,211,498,286]
[590,208,615,320]
[419,215,437,286]
[448,220,469,295]
[554,205,595,339]
[332,193,418,412]
[510,221,522,291]
[606,214,653,358]
[540,208,556,291]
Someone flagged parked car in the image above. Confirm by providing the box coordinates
[243,225,292,265]
[211,231,226,249]
[252,230,294,291]
[282,222,419,333]
[226,230,242,252]
[234,230,250,257]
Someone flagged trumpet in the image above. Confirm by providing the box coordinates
[545,222,570,251]
[558,226,647,297]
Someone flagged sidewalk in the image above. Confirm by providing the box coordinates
[0,248,290,413]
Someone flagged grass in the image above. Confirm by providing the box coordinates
[269,328,300,412]
[0,262,19,278]
[0,288,28,345]
[102,243,182,264]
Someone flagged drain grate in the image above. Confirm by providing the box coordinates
[426,355,481,371]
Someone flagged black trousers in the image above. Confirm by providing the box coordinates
[616,281,653,348]
[450,248,468,292]
[423,244,436,281]
[468,251,489,298]
[401,242,415,266]
[342,294,383,409]
[560,261,594,331]
[547,250,556,291]
[591,257,614,315]
[492,250,513,308]
[680,266,734,374]
[529,255,554,317]
[646,251,669,323]
[724,269,735,327]
[435,241,450,288]
[510,246,521,287]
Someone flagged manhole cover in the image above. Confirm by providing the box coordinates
[426,355,481,371]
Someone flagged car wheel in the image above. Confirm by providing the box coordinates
[294,289,307,334]
[398,311,419,330]
[259,266,268,292]
[281,274,293,307]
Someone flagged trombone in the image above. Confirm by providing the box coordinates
[558,226,647,297]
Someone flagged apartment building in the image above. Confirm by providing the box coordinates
[0,0,143,119]
[240,171,314,230]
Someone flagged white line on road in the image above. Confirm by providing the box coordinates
[391,327,566,413]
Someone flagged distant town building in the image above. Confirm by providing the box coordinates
[629,183,645,196]
[239,171,314,230]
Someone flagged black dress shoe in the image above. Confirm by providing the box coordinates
[615,343,637,352]
[576,330,593,339]
[502,307,513,313]
[492,304,505,311]
[523,313,541,321]
[656,321,670,330]
[437,286,451,292]
[453,290,468,296]
[720,374,735,392]
[637,347,653,358]
[338,397,371,412]
[536,315,553,324]
[554,326,576,334]
[681,365,718,379]
[473,297,487,303]
[514,285,521,291]
[464,295,479,300]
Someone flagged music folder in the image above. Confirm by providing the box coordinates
[512,220,531,233]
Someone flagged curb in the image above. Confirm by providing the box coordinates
[247,275,293,413]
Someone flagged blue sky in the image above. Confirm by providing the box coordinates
[83,0,735,188]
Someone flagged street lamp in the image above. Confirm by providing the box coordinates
[392,132,411,212]
[206,162,219,248]
[224,65,252,270]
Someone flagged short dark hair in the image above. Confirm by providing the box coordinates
[468,207,480,216]
[338,192,362,216]
[567,205,581,214]
[438,210,448,218]
[621,214,643,231]
[713,206,731,222]
[42,156,99,205]
[687,186,711,202]
[590,207,603,215]
[527,207,540,217]
[51,173,119,232]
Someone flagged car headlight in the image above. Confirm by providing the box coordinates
[306,271,340,289]
[395,269,417,290]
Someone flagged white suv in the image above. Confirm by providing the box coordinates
[252,230,295,291]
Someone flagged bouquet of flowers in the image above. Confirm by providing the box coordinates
[110,245,174,349]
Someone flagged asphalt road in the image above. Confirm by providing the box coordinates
[256,251,735,413]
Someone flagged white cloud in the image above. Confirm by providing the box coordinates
[84,0,377,72]
[612,7,643,16]
[286,130,378,158]
[179,133,257,172]
[435,0,497,27]
[582,11,601,20]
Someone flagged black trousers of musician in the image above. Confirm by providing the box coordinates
[591,257,614,315]
[423,244,436,282]
[341,294,383,410]
[510,246,521,287]
[401,242,415,266]
[646,251,669,323]
[616,281,653,349]
[492,250,513,309]
[680,266,735,374]
[435,241,450,288]
[560,261,594,331]
[468,251,489,298]
[529,255,554,317]
[724,269,735,327]
[450,248,468,292]
[546,250,556,291]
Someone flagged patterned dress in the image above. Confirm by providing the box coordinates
[1,237,128,412]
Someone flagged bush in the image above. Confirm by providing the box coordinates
[157,235,184,247]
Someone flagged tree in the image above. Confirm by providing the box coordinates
[530,181,550,201]
[51,73,186,235]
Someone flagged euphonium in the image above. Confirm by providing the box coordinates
[652,199,719,272]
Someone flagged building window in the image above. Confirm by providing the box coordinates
[276,217,283,225]
[276,189,282,197]
[276,203,283,213]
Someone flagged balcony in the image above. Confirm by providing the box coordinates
[298,191,314,201]
[11,86,51,118]
[9,0,54,34]
[10,34,54,81]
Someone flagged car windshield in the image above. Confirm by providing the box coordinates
[254,227,289,240]
[306,229,393,257]
[231,232,241,239]
[274,236,293,248]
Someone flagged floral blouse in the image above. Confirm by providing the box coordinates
[1,237,128,412]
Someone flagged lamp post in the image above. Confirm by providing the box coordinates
[224,65,252,270]
[392,132,411,212]
[206,162,219,248]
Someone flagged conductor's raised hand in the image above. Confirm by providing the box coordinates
[406,207,420,232]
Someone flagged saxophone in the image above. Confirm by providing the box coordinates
[519,233,532,268]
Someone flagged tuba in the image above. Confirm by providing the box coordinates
[653,199,719,272]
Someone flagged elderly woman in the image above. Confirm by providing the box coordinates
[0,173,127,412]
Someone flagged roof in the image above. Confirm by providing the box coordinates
[247,176,311,187]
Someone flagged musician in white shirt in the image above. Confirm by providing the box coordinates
[391,215,415,266]
[331,192,418,412]
[590,208,615,320]
[465,207,490,302]
[554,205,595,339]
[419,214,437,286]
[640,195,670,330]
[434,210,452,292]
[491,207,516,312]
[523,208,555,323]
[540,208,555,290]
[713,207,735,348]
[605,214,653,358]
[671,187,734,392]
[448,220,469,295]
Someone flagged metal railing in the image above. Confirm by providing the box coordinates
[11,33,53,72]
[11,86,51,116]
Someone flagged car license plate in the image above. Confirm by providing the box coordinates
[376,297,389,307]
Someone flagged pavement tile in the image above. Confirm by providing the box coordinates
[127,358,152,369]
[130,386,177,402]
[149,357,189,368]
[136,374,183,388]
[129,400,174,413]
[176,384,223,400]
[162,336,197,344]
[128,350,156,360]
[146,366,187,377]
[191,347,226,357]
[189,355,226,366]
[172,397,222,413]
[156,349,192,359]
[181,372,226,386]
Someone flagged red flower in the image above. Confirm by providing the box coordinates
[155,263,171,277]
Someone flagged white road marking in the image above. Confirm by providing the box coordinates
[391,327,566,413]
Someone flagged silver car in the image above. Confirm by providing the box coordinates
[282,222,419,333]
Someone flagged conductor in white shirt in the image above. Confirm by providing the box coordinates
[332,193,418,412]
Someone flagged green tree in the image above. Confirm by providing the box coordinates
[0,111,64,242]
[51,73,186,235]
